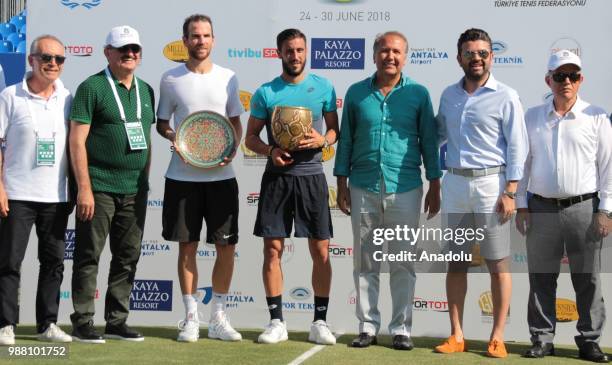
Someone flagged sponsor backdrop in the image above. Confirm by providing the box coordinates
[17,0,611,346]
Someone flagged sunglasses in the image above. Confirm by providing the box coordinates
[33,53,66,65]
[551,72,581,83]
[114,44,142,53]
[462,49,490,60]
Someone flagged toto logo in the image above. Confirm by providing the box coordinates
[60,0,101,9]
[65,45,93,57]
[289,287,312,301]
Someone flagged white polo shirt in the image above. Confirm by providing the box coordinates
[157,64,244,182]
[517,97,612,211]
[0,73,72,202]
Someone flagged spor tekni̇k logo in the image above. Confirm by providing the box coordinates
[283,287,315,312]
[60,0,101,9]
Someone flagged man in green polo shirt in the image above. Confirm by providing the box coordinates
[68,25,155,344]
[333,31,441,350]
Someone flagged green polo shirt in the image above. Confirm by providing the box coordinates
[70,69,155,194]
[333,73,441,193]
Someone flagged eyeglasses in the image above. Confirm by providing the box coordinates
[551,72,581,83]
[113,44,141,54]
[33,53,66,65]
[462,49,490,60]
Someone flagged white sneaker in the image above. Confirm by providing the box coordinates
[0,325,15,345]
[38,323,72,343]
[177,312,200,343]
[208,311,242,341]
[258,319,288,344]
[308,320,336,345]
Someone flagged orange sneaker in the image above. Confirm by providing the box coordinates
[487,339,508,358]
[435,336,467,353]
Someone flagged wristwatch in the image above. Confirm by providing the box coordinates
[598,209,612,219]
[322,139,329,149]
[503,190,516,199]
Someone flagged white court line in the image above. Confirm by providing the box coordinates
[287,332,344,365]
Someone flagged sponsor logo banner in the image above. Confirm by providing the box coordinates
[197,243,239,261]
[227,47,277,59]
[311,38,365,69]
[283,287,314,312]
[65,45,93,57]
[556,298,579,322]
[130,280,173,311]
[413,296,449,312]
[163,40,188,63]
[64,229,75,260]
[60,0,102,10]
[196,286,255,309]
[141,239,171,258]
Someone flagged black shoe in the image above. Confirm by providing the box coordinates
[72,320,105,344]
[392,335,414,350]
[524,342,554,358]
[579,343,610,363]
[350,332,377,348]
[104,323,144,342]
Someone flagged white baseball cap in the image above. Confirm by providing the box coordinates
[548,49,581,71]
[105,25,141,48]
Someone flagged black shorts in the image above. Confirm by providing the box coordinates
[254,173,333,239]
[162,178,239,244]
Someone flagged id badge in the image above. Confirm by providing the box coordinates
[36,137,55,166]
[124,121,148,150]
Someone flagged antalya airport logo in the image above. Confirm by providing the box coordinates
[60,0,101,9]
[227,47,278,59]
[196,286,255,309]
[64,229,75,260]
[409,47,449,65]
[129,280,173,311]
[284,287,314,312]
[311,38,365,70]
[141,239,171,258]
[492,40,524,67]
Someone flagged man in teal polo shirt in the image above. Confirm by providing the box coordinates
[68,25,154,344]
[334,31,441,350]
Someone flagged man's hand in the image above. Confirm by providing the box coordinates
[495,194,515,224]
[297,128,325,150]
[0,186,9,217]
[591,212,611,238]
[219,146,237,167]
[337,177,351,216]
[424,179,440,219]
[76,189,95,221]
[271,147,293,166]
[515,208,530,236]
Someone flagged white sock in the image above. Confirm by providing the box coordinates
[183,294,197,318]
[211,291,226,315]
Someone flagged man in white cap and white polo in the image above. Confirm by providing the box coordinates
[516,50,611,362]
[69,25,155,343]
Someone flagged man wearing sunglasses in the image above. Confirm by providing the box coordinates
[69,25,155,344]
[435,28,528,358]
[156,14,244,343]
[515,50,611,363]
[0,35,73,345]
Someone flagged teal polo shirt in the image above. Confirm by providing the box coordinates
[333,73,441,193]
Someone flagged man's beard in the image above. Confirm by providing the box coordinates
[188,46,209,61]
[282,59,305,77]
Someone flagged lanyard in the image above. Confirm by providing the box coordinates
[105,67,141,122]
[25,94,58,138]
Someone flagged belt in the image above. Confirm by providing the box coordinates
[447,166,505,177]
[532,192,598,208]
